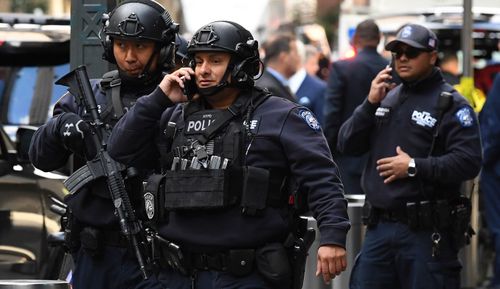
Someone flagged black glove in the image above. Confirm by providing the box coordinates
[58,112,91,154]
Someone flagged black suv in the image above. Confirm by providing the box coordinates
[0,13,70,279]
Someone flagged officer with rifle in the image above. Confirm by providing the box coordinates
[28,1,178,288]
[108,20,350,288]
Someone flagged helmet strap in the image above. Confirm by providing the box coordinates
[138,45,161,80]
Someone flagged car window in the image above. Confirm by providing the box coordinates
[7,63,69,125]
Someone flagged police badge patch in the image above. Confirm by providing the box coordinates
[144,192,155,220]
[455,106,474,128]
[298,109,320,131]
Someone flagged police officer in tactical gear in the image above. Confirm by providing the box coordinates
[339,24,482,289]
[108,20,350,289]
[28,0,178,288]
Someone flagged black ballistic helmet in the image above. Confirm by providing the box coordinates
[100,0,179,69]
[187,20,261,88]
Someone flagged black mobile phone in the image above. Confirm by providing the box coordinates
[182,77,198,100]
[386,56,394,82]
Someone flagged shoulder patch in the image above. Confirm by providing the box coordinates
[455,106,474,127]
[298,109,321,131]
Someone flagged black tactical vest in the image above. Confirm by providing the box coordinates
[154,89,288,215]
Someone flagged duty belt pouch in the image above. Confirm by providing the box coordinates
[80,227,102,258]
[406,202,419,229]
[418,201,434,229]
[435,200,451,229]
[227,249,255,277]
[164,169,229,210]
[361,201,377,227]
[143,174,166,224]
[255,243,291,288]
[240,166,269,216]
[63,210,81,253]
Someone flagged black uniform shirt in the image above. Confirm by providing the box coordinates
[337,68,482,209]
[108,87,350,250]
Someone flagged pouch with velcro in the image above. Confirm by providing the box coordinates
[163,169,231,210]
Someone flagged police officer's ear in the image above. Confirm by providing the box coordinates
[430,50,438,66]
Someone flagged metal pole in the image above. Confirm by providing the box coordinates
[462,0,473,78]
[70,0,117,78]
[459,3,480,287]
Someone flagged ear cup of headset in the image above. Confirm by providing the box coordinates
[232,40,260,83]
[101,35,116,64]
[159,44,175,70]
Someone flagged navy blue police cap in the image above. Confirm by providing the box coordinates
[385,24,438,52]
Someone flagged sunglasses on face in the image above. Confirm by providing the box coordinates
[391,47,423,59]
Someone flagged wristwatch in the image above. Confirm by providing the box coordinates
[407,158,417,177]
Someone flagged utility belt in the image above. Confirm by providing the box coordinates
[363,200,446,230]
[362,196,474,247]
[143,166,290,224]
[150,217,315,289]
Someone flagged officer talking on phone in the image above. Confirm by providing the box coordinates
[338,24,482,289]
[108,20,350,289]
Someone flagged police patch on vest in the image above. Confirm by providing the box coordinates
[185,110,219,135]
[298,109,320,131]
[244,117,260,134]
[411,110,436,128]
[144,192,155,220]
[455,106,474,127]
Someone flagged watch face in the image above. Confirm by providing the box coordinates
[408,160,417,177]
[408,166,417,177]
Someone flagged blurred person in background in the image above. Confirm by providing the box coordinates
[316,53,331,81]
[323,19,388,195]
[479,73,500,289]
[438,51,460,85]
[289,42,327,124]
[257,33,300,102]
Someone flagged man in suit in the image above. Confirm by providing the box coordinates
[257,33,300,102]
[323,19,388,195]
[290,43,327,124]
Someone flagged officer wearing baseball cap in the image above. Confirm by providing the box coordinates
[385,24,438,52]
[338,23,482,289]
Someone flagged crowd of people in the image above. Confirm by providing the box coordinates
[26,0,498,288]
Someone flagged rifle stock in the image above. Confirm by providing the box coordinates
[56,65,150,279]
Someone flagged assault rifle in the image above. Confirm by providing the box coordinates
[56,65,150,279]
